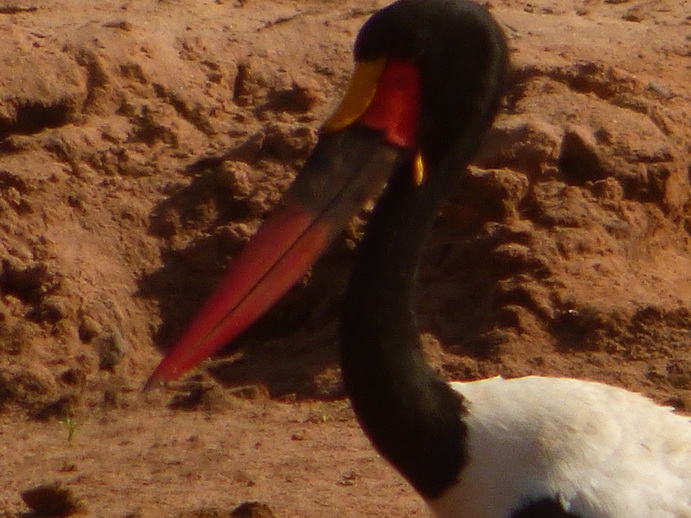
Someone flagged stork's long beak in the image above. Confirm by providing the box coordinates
[146,59,421,387]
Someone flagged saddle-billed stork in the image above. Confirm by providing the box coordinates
[148,0,691,516]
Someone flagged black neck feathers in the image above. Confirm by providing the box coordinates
[339,0,507,499]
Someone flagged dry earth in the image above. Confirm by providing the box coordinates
[0,0,690,516]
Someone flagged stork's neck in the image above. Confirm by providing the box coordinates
[340,157,468,499]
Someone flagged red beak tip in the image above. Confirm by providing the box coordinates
[143,370,168,393]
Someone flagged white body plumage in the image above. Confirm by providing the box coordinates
[429,376,691,518]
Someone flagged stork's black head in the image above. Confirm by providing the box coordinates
[355,0,507,170]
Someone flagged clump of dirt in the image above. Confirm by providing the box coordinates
[20,481,84,517]
[174,501,276,518]
[230,502,276,518]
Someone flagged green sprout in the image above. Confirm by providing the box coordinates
[58,415,77,445]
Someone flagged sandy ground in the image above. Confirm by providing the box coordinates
[0,0,690,516]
